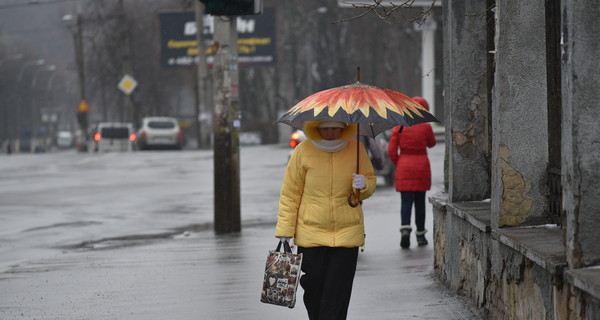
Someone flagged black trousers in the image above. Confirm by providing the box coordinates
[297,246,359,320]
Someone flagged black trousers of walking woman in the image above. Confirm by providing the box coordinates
[297,246,359,320]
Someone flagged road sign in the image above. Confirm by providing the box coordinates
[118,74,138,95]
[77,99,89,113]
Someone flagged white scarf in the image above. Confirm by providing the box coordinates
[311,139,349,153]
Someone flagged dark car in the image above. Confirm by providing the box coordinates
[373,130,395,187]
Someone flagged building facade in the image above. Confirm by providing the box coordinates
[432,0,600,319]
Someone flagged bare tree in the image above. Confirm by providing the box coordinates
[335,0,437,25]
[239,0,425,144]
[81,0,196,127]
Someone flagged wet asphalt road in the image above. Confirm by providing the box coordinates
[0,143,482,319]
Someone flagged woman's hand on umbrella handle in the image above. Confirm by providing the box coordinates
[349,174,365,207]
[348,191,360,207]
[352,174,366,190]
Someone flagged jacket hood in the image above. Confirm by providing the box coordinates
[412,96,429,110]
[303,121,358,141]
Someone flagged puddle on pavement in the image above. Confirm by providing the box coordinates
[23,220,101,232]
[56,222,214,251]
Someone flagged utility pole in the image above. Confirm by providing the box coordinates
[194,3,208,149]
[212,17,241,234]
[199,0,261,233]
[63,7,90,152]
[118,0,137,124]
[74,14,86,104]
[73,12,89,148]
[63,1,89,151]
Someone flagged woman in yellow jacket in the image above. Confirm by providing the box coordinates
[275,120,376,320]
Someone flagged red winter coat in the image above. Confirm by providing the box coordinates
[387,124,436,191]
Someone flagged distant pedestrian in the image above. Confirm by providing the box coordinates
[359,136,384,171]
[387,96,436,249]
[5,140,11,155]
[275,120,376,319]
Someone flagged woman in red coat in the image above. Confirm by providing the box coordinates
[387,96,436,248]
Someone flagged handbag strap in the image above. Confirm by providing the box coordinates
[275,240,292,253]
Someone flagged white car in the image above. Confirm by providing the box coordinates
[93,122,135,153]
[56,131,74,149]
[136,117,184,150]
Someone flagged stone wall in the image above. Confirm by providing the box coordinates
[437,0,600,318]
[432,194,600,319]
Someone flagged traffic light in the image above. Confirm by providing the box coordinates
[199,0,262,16]
[76,99,89,133]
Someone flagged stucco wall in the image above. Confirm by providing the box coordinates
[562,0,600,268]
[438,0,600,318]
[491,0,549,228]
[443,0,491,203]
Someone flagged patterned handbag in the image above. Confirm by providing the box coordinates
[260,240,303,308]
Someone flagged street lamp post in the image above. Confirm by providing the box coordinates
[63,11,88,150]
[62,13,86,101]
[31,65,57,151]
[0,53,23,69]
[0,53,23,150]
[16,59,45,152]
[32,65,56,87]
[46,71,61,92]
[18,59,45,81]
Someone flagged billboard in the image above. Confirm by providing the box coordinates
[159,8,275,68]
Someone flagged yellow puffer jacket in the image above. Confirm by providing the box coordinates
[275,121,376,247]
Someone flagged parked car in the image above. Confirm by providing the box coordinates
[17,131,45,153]
[136,117,184,150]
[374,130,395,187]
[56,131,74,149]
[289,129,305,148]
[287,129,305,160]
[287,128,395,186]
[93,122,135,152]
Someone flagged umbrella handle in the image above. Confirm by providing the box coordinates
[348,121,360,208]
[347,190,360,207]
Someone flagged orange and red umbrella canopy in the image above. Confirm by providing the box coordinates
[276,81,439,137]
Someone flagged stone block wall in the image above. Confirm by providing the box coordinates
[429,195,591,319]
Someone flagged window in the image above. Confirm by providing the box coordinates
[101,127,130,139]
[148,121,175,129]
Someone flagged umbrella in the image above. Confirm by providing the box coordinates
[276,68,439,206]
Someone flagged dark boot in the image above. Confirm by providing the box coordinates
[400,226,412,249]
[416,230,428,246]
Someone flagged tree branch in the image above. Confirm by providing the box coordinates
[334,0,437,25]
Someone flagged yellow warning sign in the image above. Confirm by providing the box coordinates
[118,74,138,95]
[77,99,89,113]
